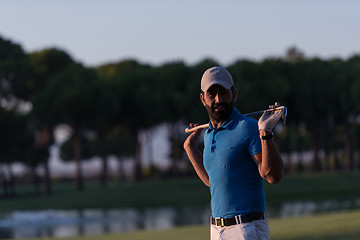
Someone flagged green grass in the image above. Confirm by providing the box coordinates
[0,178,210,212]
[14,210,360,240]
[1,173,360,239]
[264,171,360,206]
[270,210,360,239]
[1,172,360,212]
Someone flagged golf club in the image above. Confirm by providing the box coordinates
[185,106,287,133]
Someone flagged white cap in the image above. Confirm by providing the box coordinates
[200,66,234,92]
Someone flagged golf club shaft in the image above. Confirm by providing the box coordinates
[244,106,285,117]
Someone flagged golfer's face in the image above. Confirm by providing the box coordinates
[202,84,235,122]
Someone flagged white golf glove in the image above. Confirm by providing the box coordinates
[258,102,286,132]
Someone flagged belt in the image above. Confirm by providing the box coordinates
[211,212,265,227]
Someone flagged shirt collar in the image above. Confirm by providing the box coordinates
[206,108,240,133]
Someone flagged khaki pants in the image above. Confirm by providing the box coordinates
[211,219,270,240]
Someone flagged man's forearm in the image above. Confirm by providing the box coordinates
[259,130,283,184]
[184,146,209,186]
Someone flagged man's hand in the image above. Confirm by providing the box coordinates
[183,123,204,150]
[258,102,286,132]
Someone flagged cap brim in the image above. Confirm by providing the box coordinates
[202,81,232,92]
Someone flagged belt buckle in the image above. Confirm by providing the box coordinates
[215,217,224,227]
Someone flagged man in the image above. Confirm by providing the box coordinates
[183,66,284,240]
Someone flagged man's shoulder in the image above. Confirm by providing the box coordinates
[234,110,258,128]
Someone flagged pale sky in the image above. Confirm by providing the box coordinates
[1,0,359,67]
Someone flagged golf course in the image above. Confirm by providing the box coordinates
[18,210,360,240]
[0,172,359,239]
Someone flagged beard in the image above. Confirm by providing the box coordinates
[205,99,235,123]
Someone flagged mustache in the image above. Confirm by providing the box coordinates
[212,103,228,109]
[211,103,229,112]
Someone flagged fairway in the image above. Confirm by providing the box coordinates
[18,210,360,240]
[269,210,360,240]
[1,173,360,239]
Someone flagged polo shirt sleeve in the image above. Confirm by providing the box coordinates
[247,118,262,156]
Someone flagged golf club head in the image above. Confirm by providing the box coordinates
[270,102,287,125]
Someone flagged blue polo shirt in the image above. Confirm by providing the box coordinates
[203,108,264,218]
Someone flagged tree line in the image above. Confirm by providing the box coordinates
[1,35,360,197]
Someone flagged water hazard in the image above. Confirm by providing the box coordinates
[1,198,360,239]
